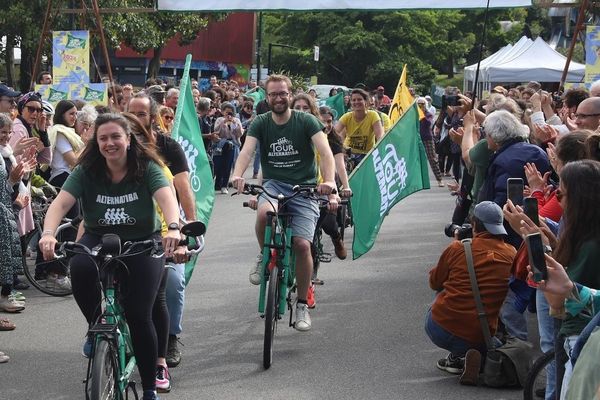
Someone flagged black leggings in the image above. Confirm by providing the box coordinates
[70,233,164,391]
[153,268,169,360]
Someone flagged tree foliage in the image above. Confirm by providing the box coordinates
[263,6,552,92]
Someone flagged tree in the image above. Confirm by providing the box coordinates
[101,0,219,78]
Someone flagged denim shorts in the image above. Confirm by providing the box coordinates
[258,180,319,243]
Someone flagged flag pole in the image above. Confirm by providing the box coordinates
[471,0,491,108]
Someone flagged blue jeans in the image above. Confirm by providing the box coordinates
[166,263,185,335]
[560,335,579,400]
[536,289,557,400]
[253,143,260,176]
[499,286,528,341]
[425,309,486,357]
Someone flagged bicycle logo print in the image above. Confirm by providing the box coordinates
[177,137,202,193]
[99,208,136,226]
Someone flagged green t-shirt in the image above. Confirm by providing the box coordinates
[566,329,600,400]
[561,239,600,336]
[62,161,169,241]
[468,139,492,200]
[248,110,323,185]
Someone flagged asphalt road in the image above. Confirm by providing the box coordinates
[1,172,526,400]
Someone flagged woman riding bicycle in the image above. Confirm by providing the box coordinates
[39,113,181,400]
[335,88,384,169]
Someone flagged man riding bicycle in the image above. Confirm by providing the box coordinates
[231,74,337,332]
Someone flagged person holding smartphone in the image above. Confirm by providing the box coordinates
[212,102,243,194]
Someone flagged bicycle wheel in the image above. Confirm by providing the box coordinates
[89,339,119,400]
[21,231,73,296]
[263,265,280,369]
[523,350,555,400]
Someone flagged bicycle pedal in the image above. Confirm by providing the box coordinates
[319,253,333,263]
[88,323,118,334]
[312,278,325,285]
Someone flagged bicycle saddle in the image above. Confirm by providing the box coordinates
[100,234,121,256]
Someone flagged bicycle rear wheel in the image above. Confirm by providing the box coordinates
[263,265,280,369]
[21,231,73,297]
[523,350,555,400]
[89,339,119,400]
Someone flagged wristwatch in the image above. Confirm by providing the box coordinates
[167,223,179,231]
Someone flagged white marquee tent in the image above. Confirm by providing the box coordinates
[464,36,585,94]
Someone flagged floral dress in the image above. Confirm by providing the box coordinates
[0,157,23,286]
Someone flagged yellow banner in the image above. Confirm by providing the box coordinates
[53,31,90,84]
[388,65,421,125]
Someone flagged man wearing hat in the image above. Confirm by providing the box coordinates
[145,85,166,105]
[375,85,391,111]
[0,84,21,116]
[425,201,516,385]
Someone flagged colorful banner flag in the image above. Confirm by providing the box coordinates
[388,64,420,125]
[172,54,215,284]
[349,102,430,259]
[318,92,346,120]
[159,0,530,11]
[52,31,90,84]
[35,83,108,106]
[585,26,600,84]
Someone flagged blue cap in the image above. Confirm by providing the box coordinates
[474,201,507,235]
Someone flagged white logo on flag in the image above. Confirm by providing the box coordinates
[177,137,202,192]
[372,144,408,216]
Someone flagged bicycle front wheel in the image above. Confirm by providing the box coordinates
[263,265,280,369]
[523,350,555,400]
[89,339,119,400]
[21,232,73,297]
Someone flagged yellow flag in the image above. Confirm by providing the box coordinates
[388,64,422,125]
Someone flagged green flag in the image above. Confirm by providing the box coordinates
[318,92,346,120]
[245,87,266,108]
[349,102,430,259]
[172,54,215,284]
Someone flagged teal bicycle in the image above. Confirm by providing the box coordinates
[54,221,205,400]
[238,183,320,369]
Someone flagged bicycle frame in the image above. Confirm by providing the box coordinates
[85,259,136,399]
[258,210,295,318]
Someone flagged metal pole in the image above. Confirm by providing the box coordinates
[31,0,54,90]
[90,0,118,102]
[559,0,588,92]
[267,43,272,75]
[256,12,263,84]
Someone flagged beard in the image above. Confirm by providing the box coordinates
[270,100,289,115]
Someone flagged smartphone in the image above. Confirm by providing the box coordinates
[507,178,524,206]
[523,197,540,226]
[526,232,547,282]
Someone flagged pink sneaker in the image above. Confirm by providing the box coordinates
[156,365,171,393]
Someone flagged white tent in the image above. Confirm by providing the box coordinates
[463,36,584,95]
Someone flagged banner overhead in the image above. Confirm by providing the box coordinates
[158,0,530,11]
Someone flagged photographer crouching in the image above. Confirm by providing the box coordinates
[425,201,516,385]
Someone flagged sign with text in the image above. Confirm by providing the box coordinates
[52,31,90,84]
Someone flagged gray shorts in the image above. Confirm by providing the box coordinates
[258,180,319,243]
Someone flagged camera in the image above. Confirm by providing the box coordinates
[442,94,459,107]
[444,223,473,240]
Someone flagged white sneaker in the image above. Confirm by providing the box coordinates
[221,188,229,195]
[249,253,263,285]
[0,296,25,313]
[55,276,72,291]
[295,303,312,331]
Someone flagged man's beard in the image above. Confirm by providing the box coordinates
[270,101,288,115]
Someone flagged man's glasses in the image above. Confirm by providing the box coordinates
[25,105,42,114]
[224,112,234,116]
[267,92,289,99]
[574,113,600,119]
